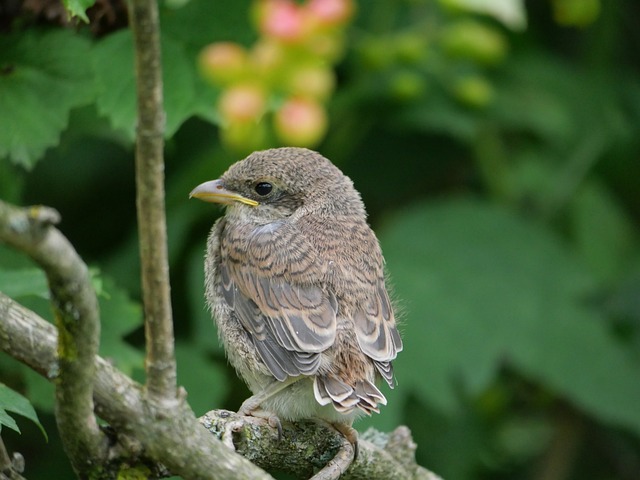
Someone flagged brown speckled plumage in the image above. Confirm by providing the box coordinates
[192,147,402,443]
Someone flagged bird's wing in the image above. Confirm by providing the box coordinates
[353,281,403,387]
[341,222,403,388]
[220,222,337,381]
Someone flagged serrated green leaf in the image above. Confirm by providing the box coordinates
[0,30,95,168]
[381,199,640,435]
[62,0,96,22]
[92,31,199,140]
[0,268,49,299]
[0,383,47,440]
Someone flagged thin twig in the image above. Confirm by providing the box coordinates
[0,201,107,475]
[129,0,177,402]
[0,436,26,480]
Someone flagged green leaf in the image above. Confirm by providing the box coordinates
[0,408,19,432]
[98,276,144,376]
[160,0,254,48]
[186,242,224,354]
[381,199,640,434]
[551,0,601,27]
[0,158,26,202]
[393,93,479,141]
[92,31,199,140]
[176,342,228,416]
[62,0,96,22]
[404,395,492,479]
[570,181,638,284]
[0,30,95,168]
[439,0,527,31]
[24,368,56,413]
[0,268,49,299]
[0,383,47,440]
[493,55,576,146]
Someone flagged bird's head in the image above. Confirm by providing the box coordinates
[190,147,363,221]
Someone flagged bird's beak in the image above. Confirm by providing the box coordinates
[189,179,259,207]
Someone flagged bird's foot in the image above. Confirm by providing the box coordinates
[246,409,283,440]
[238,398,283,440]
[238,395,282,440]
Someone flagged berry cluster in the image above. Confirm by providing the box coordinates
[199,0,354,152]
[356,17,508,109]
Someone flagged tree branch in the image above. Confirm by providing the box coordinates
[0,292,440,479]
[0,201,108,475]
[0,291,272,480]
[201,410,440,480]
[129,0,177,401]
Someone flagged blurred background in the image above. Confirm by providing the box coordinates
[1,0,640,478]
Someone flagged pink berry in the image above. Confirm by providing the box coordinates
[274,97,328,146]
[259,0,307,43]
[306,0,354,27]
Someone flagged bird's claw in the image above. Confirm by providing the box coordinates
[267,414,283,440]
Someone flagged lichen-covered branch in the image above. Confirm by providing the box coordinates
[0,200,108,475]
[0,292,272,480]
[129,0,177,402]
[201,410,440,480]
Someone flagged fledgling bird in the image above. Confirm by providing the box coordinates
[190,147,402,474]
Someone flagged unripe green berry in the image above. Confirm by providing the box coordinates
[199,42,248,86]
[218,84,267,123]
[453,75,493,108]
[389,70,427,102]
[286,64,335,100]
[441,20,507,66]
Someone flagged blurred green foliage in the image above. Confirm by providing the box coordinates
[1,0,640,479]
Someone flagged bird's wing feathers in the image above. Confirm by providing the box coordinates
[345,224,403,387]
[353,284,403,361]
[220,217,402,385]
[220,222,336,380]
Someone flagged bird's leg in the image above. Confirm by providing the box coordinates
[237,376,303,438]
[309,421,358,480]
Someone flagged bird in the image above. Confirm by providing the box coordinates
[190,147,402,475]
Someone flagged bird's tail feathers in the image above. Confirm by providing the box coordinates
[313,375,387,415]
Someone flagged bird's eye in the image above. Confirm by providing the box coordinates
[254,182,273,196]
